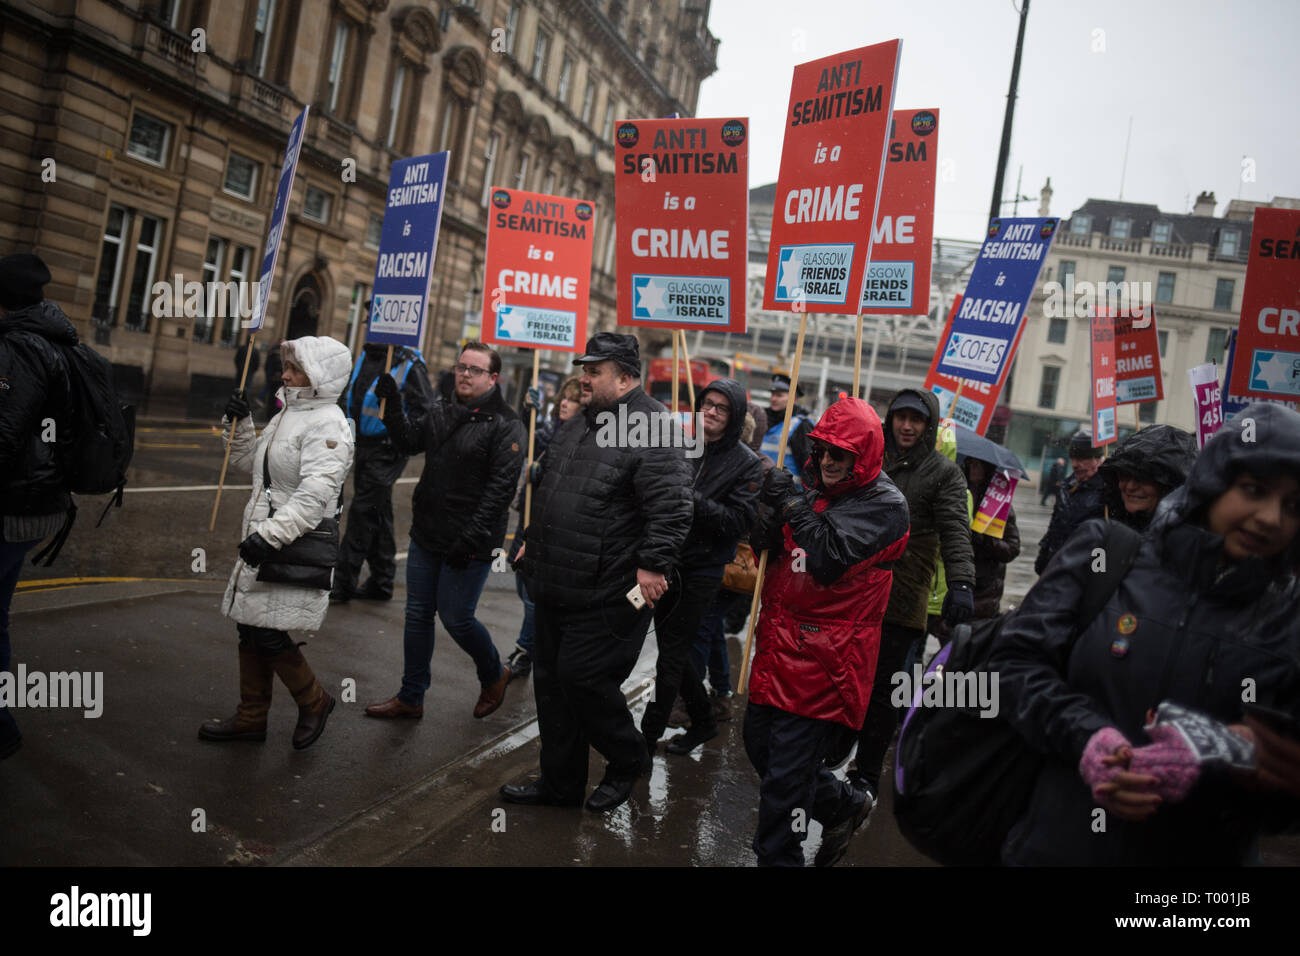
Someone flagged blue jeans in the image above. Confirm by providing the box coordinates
[515,572,535,655]
[1,539,35,746]
[399,538,501,705]
[692,588,740,694]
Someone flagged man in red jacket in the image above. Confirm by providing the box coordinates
[745,397,910,866]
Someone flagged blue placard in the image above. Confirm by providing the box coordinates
[367,152,450,348]
[935,217,1058,386]
[249,105,308,332]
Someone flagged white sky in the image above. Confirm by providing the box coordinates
[696,0,1300,240]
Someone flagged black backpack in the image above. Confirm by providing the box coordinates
[891,521,1141,866]
[31,342,136,567]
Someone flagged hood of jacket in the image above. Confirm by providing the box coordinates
[883,387,941,467]
[699,377,747,451]
[1100,424,1197,528]
[1150,402,1300,586]
[806,397,885,495]
[279,336,352,406]
[1,300,78,346]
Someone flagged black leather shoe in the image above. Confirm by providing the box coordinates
[814,784,874,867]
[585,777,636,813]
[500,780,582,807]
[665,721,719,755]
[506,647,532,681]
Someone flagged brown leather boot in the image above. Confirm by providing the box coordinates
[270,645,335,750]
[198,646,273,742]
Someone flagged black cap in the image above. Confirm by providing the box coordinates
[572,332,641,377]
[0,252,51,311]
[1069,429,1103,458]
[889,392,930,420]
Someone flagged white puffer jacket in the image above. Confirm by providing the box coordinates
[221,336,355,632]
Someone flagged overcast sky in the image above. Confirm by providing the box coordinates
[696,0,1300,241]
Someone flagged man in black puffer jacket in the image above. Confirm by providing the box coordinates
[0,253,75,760]
[641,378,763,756]
[502,333,692,814]
[363,341,524,722]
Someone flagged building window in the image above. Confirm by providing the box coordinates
[1106,265,1126,286]
[504,2,521,55]
[601,219,616,273]
[223,151,259,201]
[325,21,352,114]
[1206,327,1229,364]
[1156,271,1175,304]
[1057,259,1075,286]
[1139,401,1158,423]
[1109,218,1131,239]
[557,54,574,105]
[194,236,227,344]
[127,110,172,166]
[1037,366,1060,410]
[1214,278,1235,311]
[1047,318,1068,344]
[1157,330,1168,356]
[514,151,530,191]
[542,170,556,195]
[221,244,253,346]
[125,215,162,332]
[251,0,278,78]
[1219,230,1239,257]
[1070,214,1091,235]
[1152,221,1172,244]
[304,185,332,223]
[93,205,130,326]
[365,213,383,249]
[581,77,597,126]
[481,131,500,206]
[531,28,551,83]
[602,97,616,140]
[386,62,408,149]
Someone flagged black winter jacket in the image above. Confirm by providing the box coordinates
[1034,469,1105,573]
[0,301,76,518]
[679,379,763,572]
[340,342,433,449]
[881,387,975,628]
[522,385,692,607]
[387,383,525,558]
[992,403,1300,865]
[1098,424,1198,532]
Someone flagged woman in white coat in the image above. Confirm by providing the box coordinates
[200,335,355,749]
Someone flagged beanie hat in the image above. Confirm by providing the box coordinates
[0,252,51,310]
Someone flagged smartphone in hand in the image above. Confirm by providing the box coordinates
[626,583,647,610]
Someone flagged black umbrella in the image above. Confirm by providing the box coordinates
[953,426,1027,478]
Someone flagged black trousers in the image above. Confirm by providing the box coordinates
[336,442,407,596]
[236,623,294,655]
[852,621,924,793]
[533,598,652,799]
[743,702,858,867]
[642,573,719,743]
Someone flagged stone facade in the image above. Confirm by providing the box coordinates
[0,0,718,414]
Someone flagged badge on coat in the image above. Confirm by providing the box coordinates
[1117,613,1137,635]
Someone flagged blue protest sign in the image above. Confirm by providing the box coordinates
[249,105,308,332]
[935,217,1058,386]
[367,152,450,348]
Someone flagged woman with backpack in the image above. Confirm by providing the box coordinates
[990,404,1300,865]
[200,335,355,750]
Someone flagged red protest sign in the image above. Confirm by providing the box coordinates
[923,295,1005,435]
[1229,207,1300,401]
[481,188,595,352]
[614,116,748,333]
[860,107,938,316]
[1090,310,1118,445]
[1109,304,1164,403]
[763,40,902,314]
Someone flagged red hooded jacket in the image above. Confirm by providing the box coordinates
[749,398,910,728]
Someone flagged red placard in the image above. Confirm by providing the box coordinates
[922,295,1006,435]
[614,116,749,332]
[480,188,595,352]
[860,107,938,316]
[1109,304,1164,403]
[1090,310,1118,445]
[763,40,902,314]
[1228,207,1300,401]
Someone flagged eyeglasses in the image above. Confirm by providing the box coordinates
[699,399,730,415]
[811,443,851,463]
[454,363,492,377]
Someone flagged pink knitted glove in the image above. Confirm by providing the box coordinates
[1079,727,1132,803]
[1128,723,1201,803]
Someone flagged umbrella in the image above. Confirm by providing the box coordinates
[952,426,1028,478]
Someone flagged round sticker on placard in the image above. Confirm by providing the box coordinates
[911,111,937,136]
[1040,219,1057,239]
[616,122,639,148]
[491,189,511,209]
[575,202,593,221]
[720,120,746,147]
[987,219,1002,239]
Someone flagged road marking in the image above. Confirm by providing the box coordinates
[136,427,223,434]
[16,576,199,593]
[137,442,202,449]
[123,477,419,493]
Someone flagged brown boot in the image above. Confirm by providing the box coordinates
[270,645,335,750]
[199,646,273,742]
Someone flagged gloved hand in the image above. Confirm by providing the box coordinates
[224,389,251,423]
[524,386,542,412]
[528,461,543,485]
[1127,723,1202,804]
[238,532,277,567]
[443,540,473,570]
[1078,727,1133,802]
[374,372,401,406]
[760,467,797,510]
[942,581,975,625]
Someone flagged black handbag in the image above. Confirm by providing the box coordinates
[254,433,343,590]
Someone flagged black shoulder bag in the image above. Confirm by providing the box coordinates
[254,435,344,591]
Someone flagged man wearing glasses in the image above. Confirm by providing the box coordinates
[364,341,524,722]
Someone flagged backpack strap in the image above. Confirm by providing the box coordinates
[30,503,77,568]
[1073,521,1142,636]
